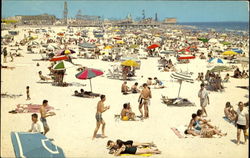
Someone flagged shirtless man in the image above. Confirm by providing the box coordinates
[92,95,110,140]
[138,83,152,119]
[40,100,55,135]
[121,81,130,94]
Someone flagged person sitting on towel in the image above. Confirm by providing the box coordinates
[28,113,44,134]
[120,103,135,121]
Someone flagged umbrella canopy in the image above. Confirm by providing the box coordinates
[221,41,231,45]
[52,61,74,70]
[177,54,195,60]
[104,45,113,49]
[130,44,139,49]
[178,48,190,53]
[113,36,122,40]
[222,51,238,56]
[121,60,139,67]
[11,132,65,158]
[57,33,64,36]
[60,49,76,55]
[147,44,160,49]
[75,68,104,92]
[197,38,209,43]
[49,55,68,62]
[79,42,96,48]
[171,72,194,98]
[208,38,219,43]
[208,58,224,64]
[232,48,243,54]
[116,40,124,44]
[210,66,232,72]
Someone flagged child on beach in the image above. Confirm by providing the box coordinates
[28,113,44,134]
[26,86,31,100]
[40,100,55,135]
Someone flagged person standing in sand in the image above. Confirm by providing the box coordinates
[138,83,152,119]
[198,83,209,117]
[92,95,110,140]
[26,86,31,100]
[40,100,55,135]
[3,47,8,63]
[235,101,249,145]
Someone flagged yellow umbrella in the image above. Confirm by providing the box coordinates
[222,51,238,55]
[114,29,120,32]
[116,40,124,44]
[104,45,113,49]
[64,49,71,54]
[121,60,139,67]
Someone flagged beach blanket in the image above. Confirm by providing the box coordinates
[9,104,54,114]
[162,97,195,106]
[120,153,152,157]
[11,132,65,158]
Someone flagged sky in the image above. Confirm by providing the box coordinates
[1,0,249,22]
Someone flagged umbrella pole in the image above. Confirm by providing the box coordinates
[89,79,92,92]
[177,80,183,98]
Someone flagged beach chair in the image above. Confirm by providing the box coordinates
[107,69,120,79]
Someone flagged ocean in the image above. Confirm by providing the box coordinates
[178,22,249,33]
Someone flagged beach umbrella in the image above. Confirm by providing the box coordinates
[52,61,74,70]
[57,33,64,36]
[177,54,195,60]
[49,55,68,62]
[11,132,65,158]
[171,72,194,98]
[222,51,238,56]
[210,66,231,72]
[178,48,190,53]
[79,42,96,48]
[207,58,224,64]
[208,38,219,43]
[147,44,160,49]
[121,60,139,67]
[75,68,103,92]
[113,36,122,40]
[197,38,209,43]
[104,45,113,49]
[232,48,243,54]
[60,49,76,55]
[221,41,231,45]
[130,44,139,49]
[116,40,124,44]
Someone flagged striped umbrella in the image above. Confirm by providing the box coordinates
[75,68,103,92]
[147,44,160,49]
[60,49,76,55]
[49,55,68,62]
[171,72,194,98]
[208,58,224,64]
[52,61,74,70]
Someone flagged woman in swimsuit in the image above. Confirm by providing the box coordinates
[107,140,159,156]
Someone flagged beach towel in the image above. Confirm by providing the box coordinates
[9,104,54,114]
[11,132,65,158]
[223,116,235,125]
[171,127,186,138]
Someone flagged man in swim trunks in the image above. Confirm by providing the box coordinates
[40,100,55,135]
[138,83,152,119]
[92,95,110,140]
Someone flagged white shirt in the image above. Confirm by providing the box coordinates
[236,108,248,125]
[30,121,44,133]
[198,89,208,99]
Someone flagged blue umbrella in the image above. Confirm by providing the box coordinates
[208,58,224,64]
[11,132,65,158]
[232,48,243,54]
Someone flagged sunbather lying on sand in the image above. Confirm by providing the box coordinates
[74,90,93,98]
[39,71,52,81]
[107,140,160,156]
[185,113,227,138]
[121,103,136,121]
[224,102,237,122]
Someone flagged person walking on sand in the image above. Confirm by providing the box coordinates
[235,101,249,145]
[40,100,55,135]
[198,83,209,117]
[138,83,152,119]
[92,95,110,140]
[26,86,31,100]
[3,47,8,63]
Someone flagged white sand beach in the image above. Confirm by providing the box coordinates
[1,25,249,158]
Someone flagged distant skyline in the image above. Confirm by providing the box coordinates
[2,1,249,22]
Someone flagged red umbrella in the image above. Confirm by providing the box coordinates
[178,48,190,52]
[75,68,103,92]
[49,55,68,62]
[147,44,160,49]
[177,54,195,60]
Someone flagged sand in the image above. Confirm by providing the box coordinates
[1,26,249,158]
